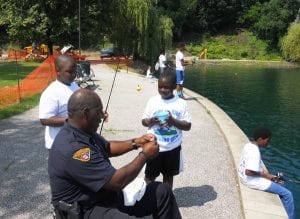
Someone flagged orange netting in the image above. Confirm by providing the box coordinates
[0,55,56,107]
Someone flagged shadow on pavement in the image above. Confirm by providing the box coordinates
[0,118,51,218]
[174,185,217,207]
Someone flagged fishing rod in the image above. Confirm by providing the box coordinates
[276,172,300,185]
[99,57,121,135]
[99,16,132,135]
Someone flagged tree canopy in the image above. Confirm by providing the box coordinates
[0,0,299,61]
[281,22,300,61]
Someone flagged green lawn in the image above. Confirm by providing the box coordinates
[0,93,41,120]
[0,61,41,120]
[0,61,40,88]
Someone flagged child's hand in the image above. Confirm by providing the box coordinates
[103,111,109,122]
[166,111,175,127]
[271,175,284,184]
[150,117,160,126]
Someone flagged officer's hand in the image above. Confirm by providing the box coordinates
[136,134,156,147]
[142,140,159,160]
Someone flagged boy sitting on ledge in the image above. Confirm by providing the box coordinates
[238,127,294,219]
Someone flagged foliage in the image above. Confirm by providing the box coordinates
[0,0,299,60]
[242,0,300,46]
[186,31,282,61]
[111,0,173,63]
[0,0,114,50]
[281,22,300,62]
[158,0,260,40]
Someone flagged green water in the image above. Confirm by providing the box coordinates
[185,63,300,217]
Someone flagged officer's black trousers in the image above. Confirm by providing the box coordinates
[84,182,182,219]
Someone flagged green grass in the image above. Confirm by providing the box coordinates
[0,61,41,120]
[186,31,283,61]
[0,93,41,120]
[0,61,40,88]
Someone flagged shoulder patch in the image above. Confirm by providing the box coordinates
[73,148,90,162]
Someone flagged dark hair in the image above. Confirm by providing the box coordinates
[160,49,165,54]
[178,42,185,49]
[68,89,102,117]
[252,127,272,140]
[54,55,75,72]
[159,69,176,86]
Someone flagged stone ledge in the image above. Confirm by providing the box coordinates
[183,88,287,219]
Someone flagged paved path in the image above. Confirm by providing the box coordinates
[0,62,242,219]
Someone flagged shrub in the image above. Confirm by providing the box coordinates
[281,22,300,62]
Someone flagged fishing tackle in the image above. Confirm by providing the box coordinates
[99,58,120,134]
[276,172,300,184]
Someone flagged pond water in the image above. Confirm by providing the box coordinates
[185,63,300,217]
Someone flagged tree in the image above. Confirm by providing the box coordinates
[111,0,173,63]
[281,22,300,61]
[0,0,115,53]
[243,0,300,46]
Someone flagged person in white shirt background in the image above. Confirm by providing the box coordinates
[39,55,80,149]
[146,65,154,78]
[158,49,167,74]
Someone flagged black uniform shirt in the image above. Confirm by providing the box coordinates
[48,122,118,208]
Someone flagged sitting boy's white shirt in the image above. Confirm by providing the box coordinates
[238,142,271,190]
[122,177,147,206]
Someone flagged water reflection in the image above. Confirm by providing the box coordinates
[186,64,300,217]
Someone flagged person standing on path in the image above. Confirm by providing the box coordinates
[39,55,80,149]
[159,49,167,74]
[142,71,191,189]
[48,89,182,219]
[238,127,295,219]
[175,43,192,99]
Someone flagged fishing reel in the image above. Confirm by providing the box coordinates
[275,172,285,184]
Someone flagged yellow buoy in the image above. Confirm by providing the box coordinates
[136,85,141,91]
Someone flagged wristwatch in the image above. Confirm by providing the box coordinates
[131,138,138,150]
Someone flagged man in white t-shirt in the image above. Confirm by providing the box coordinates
[238,127,294,219]
[158,49,166,74]
[39,55,80,149]
[142,71,191,189]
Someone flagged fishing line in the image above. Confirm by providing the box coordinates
[99,58,120,134]
[99,17,130,135]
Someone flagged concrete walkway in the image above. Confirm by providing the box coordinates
[0,62,242,218]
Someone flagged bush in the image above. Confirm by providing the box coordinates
[281,22,300,62]
[185,31,282,61]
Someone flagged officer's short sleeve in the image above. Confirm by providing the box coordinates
[67,146,116,193]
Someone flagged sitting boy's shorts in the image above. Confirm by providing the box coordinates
[145,146,181,178]
[176,70,185,85]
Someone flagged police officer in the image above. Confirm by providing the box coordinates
[48,89,182,219]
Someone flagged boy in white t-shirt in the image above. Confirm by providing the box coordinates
[238,127,294,219]
[175,43,192,99]
[39,55,80,149]
[142,70,191,188]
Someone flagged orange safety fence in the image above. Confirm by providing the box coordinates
[0,55,56,107]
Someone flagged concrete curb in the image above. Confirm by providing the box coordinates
[183,88,288,219]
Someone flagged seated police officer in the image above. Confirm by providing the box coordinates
[48,89,182,219]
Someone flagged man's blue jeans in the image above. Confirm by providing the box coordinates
[265,181,294,219]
